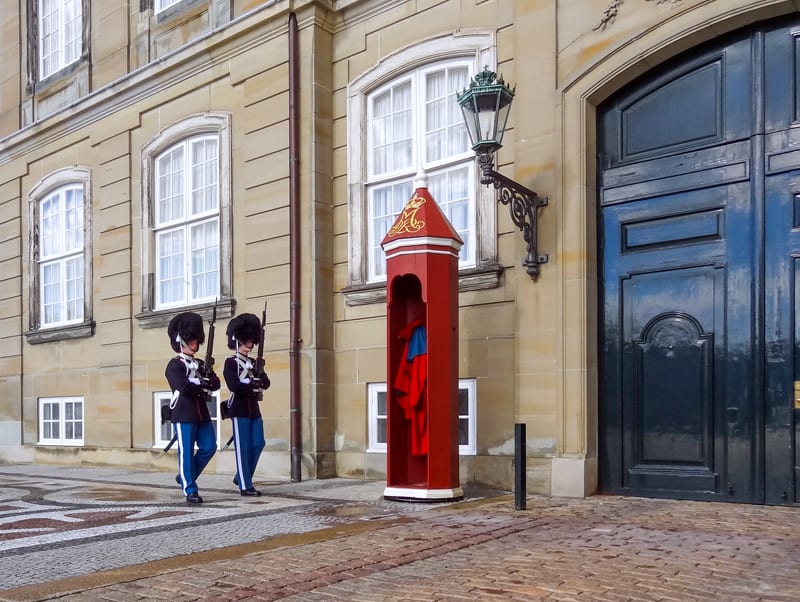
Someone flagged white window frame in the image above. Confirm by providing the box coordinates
[38,184,85,328]
[154,0,182,13]
[27,167,93,342]
[457,378,477,455]
[367,382,388,453]
[38,0,83,80]
[367,378,476,455]
[39,396,84,445]
[365,61,476,282]
[140,113,233,318]
[154,135,220,308]
[346,33,499,301]
[153,390,223,450]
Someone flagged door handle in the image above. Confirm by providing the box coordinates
[794,381,800,409]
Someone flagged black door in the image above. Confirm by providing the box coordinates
[764,21,800,505]
[599,18,800,504]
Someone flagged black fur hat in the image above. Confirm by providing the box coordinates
[226,313,262,349]
[167,312,206,353]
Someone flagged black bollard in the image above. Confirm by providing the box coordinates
[515,422,526,510]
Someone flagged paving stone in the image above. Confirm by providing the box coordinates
[1,465,799,601]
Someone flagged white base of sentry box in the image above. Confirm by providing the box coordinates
[383,486,464,502]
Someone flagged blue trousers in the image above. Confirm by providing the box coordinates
[175,422,216,495]
[232,416,265,490]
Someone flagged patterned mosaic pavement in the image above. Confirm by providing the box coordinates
[0,465,400,591]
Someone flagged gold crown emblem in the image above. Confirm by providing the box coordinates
[387,194,426,236]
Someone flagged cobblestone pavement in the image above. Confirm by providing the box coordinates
[1,464,799,601]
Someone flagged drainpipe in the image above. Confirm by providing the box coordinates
[288,12,302,482]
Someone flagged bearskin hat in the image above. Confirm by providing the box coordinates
[226,313,262,349]
[167,312,206,353]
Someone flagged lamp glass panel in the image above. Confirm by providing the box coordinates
[495,102,512,145]
[460,104,480,147]
[478,108,498,143]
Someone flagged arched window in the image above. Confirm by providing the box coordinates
[138,112,234,327]
[27,166,93,343]
[344,33,501,305]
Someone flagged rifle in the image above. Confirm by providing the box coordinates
[255,301,267,379]
[159,430,178,457]
[200,300,218,383]
[254,301,268,399]
[157,409,177,457]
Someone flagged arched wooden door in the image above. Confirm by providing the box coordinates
[598,17,800,504]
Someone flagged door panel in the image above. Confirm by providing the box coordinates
[598,36,753,168]
[764,24,800,133]
[596,20,800,503]
[764,125,800,504]
[601,175,753,500]
[623,272,717,491]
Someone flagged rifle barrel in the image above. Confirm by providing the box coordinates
[203,301,218,377]
[256,301,267,376]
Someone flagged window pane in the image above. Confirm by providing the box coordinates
[191,139,219,215]
[157,146,185,224]
[369,180,413,279]
[63,0,82,64]
[190,219,219,300]
[425,66,470,163]
[156,0,182,13]
[377,417,387,444]
[65,257,84,321]
[40,194,61,258]
[157,229,186,304]
[429,167,473,265]
[370,81,412,175]
[63,188,84,252]
[40,0,60,77]
[377,391,387,415]
[425,70,447,162]
[41,262,62,325]
[458,388,469,415]
[458,417,469,445]
[39,0,82,78]
[42,399,61,441]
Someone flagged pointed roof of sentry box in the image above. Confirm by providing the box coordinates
[380,168,464,249]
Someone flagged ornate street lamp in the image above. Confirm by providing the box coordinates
[456,66,548,281]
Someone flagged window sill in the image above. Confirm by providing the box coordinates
[35,442,84,447]
[342,264,504,306]
[25,320,95,344]
[135,297,236,329]
[367,448,476,455]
